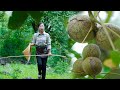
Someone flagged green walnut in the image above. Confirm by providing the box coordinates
[96,23,120,51]
[82,44,101,59]
[72,58,86,76]
[82,57,102,78]
[67,14,97,43]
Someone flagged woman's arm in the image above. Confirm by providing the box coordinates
[30,33,37,46]
[47,34,52,56]
[47,49,52,56]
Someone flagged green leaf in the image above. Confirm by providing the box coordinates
[68,38,75,48]
[105,11,113,23]
[110,50,120,67]
[103,68,120,79]
[69,49,81,59]
[27,11,44,23]
[8,11,28,29]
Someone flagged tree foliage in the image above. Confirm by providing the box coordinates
[0,11,79,69]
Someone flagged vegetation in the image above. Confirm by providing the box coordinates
[0,11,120,79]
[0,11,79,79]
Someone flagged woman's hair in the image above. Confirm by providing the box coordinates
[38,22,44,27]
[32,21,45,33]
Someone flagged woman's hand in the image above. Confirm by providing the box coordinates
[47,49,52,56]
[29,43,35,46]
[48,52,52,56]
[48,49,52,56]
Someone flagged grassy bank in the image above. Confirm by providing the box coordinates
[0,63,72,79]
[0,63,105,79]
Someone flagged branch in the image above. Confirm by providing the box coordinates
[82,11,101,43]
[88,11,101,25]
[94,11,100,18]
[82,11,100,43]
[98,15,116,51]
[88,11,117,51]
[0,54,67,59]
[82,22,93,43]
[106,26,120,39]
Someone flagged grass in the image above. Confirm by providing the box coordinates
[0,63,73,79]
[0,63,105,79]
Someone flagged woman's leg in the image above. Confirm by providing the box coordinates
[36,56,42,76]
[41,57,48,79]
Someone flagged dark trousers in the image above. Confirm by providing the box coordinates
[36,56,48,79]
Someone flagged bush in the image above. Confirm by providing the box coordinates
[53,61,69,74]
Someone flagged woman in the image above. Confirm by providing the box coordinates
[30,22,52,79]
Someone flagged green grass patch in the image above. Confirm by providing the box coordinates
[0,63,105,79]
[0,63,72,79]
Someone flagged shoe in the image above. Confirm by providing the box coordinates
[38,75,42,79]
